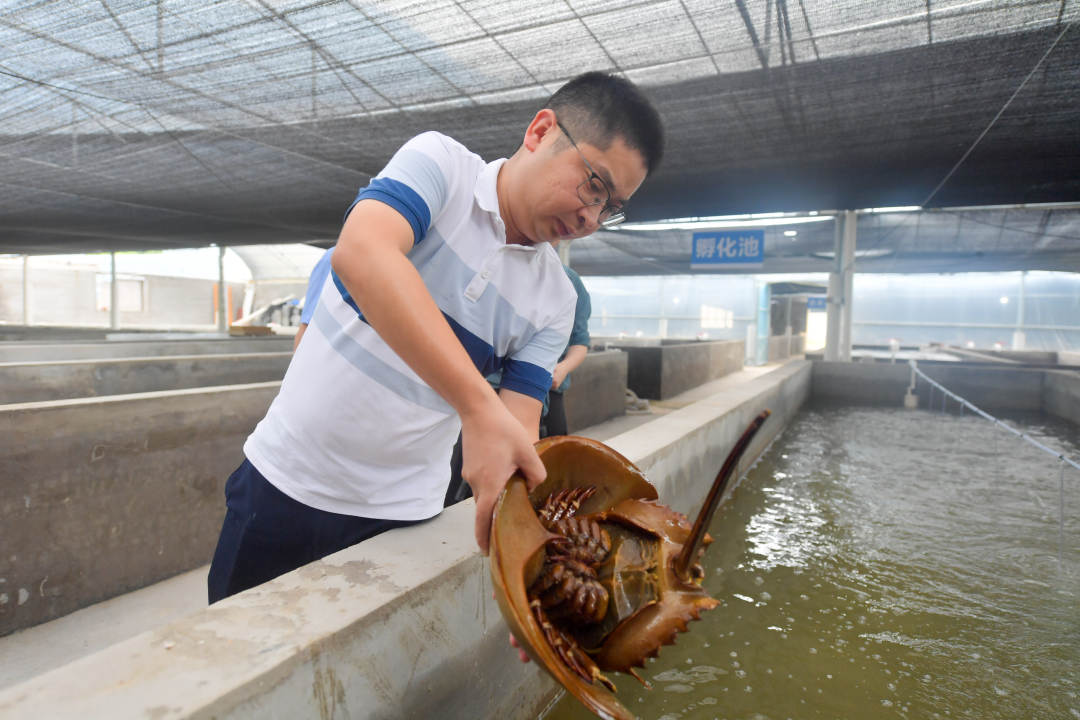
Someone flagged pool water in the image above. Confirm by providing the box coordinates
[542,406,1079,720]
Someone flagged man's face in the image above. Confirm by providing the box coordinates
[522,129,648,245]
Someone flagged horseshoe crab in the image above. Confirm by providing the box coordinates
[489,410,771,720]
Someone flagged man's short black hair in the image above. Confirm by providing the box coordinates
[543,71,664,177]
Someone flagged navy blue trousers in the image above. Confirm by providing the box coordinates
[208,459,421,604]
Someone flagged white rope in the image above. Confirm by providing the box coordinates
[909,360,1080,473]
[1060,459,1067,568]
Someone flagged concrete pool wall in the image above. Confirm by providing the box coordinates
[812,359,1080,425]
[1,350,629,635]
[4,357,1075,719]
[1,382,279,634]
[0,352,293,403]
[0,336,294,362]
[595,338,744,400]
[0,360,810,719]
[1044,369,1080,426]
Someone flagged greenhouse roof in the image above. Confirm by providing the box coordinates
[1,0,1078,274]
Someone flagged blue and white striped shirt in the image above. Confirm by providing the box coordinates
[245,132,576,520]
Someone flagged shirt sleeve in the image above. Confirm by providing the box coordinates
[499,323,571,401]
[343,132,453,246]
[300,247,334,324]
[498,267,575,401]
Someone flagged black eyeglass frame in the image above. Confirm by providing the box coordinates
[556,121,627,229]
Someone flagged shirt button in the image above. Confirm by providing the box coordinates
[481,270,491,279]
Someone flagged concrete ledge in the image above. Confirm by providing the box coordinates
[0,326,229,343]
[0,353,292,403]
[944,347,1022,364]
[1,383,279,634]
[606,339,744,400]
[563,349,627,432]
[981,349,1059,365]
[0,326,122,343]
[0,337,294,362]
[0,362,811,719]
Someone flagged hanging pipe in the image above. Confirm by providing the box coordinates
[903,361,919,409]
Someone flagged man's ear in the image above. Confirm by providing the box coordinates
[522,108,558,153]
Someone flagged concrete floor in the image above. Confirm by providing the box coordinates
[0,361,786,692]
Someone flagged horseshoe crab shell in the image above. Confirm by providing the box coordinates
[489,411,771,720]
[489,436,650,720]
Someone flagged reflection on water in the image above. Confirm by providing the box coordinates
[542,407,1079,720]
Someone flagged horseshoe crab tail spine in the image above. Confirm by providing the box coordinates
[674,409,771,580]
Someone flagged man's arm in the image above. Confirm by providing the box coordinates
[331,199,546,553]
[498,388,543,442]
[550,343,588,389]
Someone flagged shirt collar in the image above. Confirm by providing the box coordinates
[475,157,506,217]
[476,157,543,257]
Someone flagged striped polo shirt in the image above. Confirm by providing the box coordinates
[244,132,576,520]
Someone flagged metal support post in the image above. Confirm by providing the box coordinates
[218,245,228,334]
[1013,270,1026,350]
[110,251,118,330]
[839,210,856,361]
[825,216,842,361]
[756,282,771,365]
[22,255,30,326]
[785,296,793,356]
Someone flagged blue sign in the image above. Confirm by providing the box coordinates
[691,230,764,268]
[807,296,827,311]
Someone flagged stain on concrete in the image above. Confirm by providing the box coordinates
[89,438,149,462]
[179,474,218,498]
[312,665,347,720]
[149,607,278,663]
[298,559,406,596]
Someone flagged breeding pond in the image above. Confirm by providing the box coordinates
[543,406,1079,720]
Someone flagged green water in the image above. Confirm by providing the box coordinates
[542,407,1080,720]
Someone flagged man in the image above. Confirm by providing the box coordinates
[543,252,591,438]
[208,71,664,603]
[292,246,333,351]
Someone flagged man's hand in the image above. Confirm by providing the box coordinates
[550,345,587,390]
[460,394,546,554]
[550,361,569,390]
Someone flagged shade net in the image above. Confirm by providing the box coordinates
[1,0,1078,275]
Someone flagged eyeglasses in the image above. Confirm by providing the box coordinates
[556,121,626,229]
